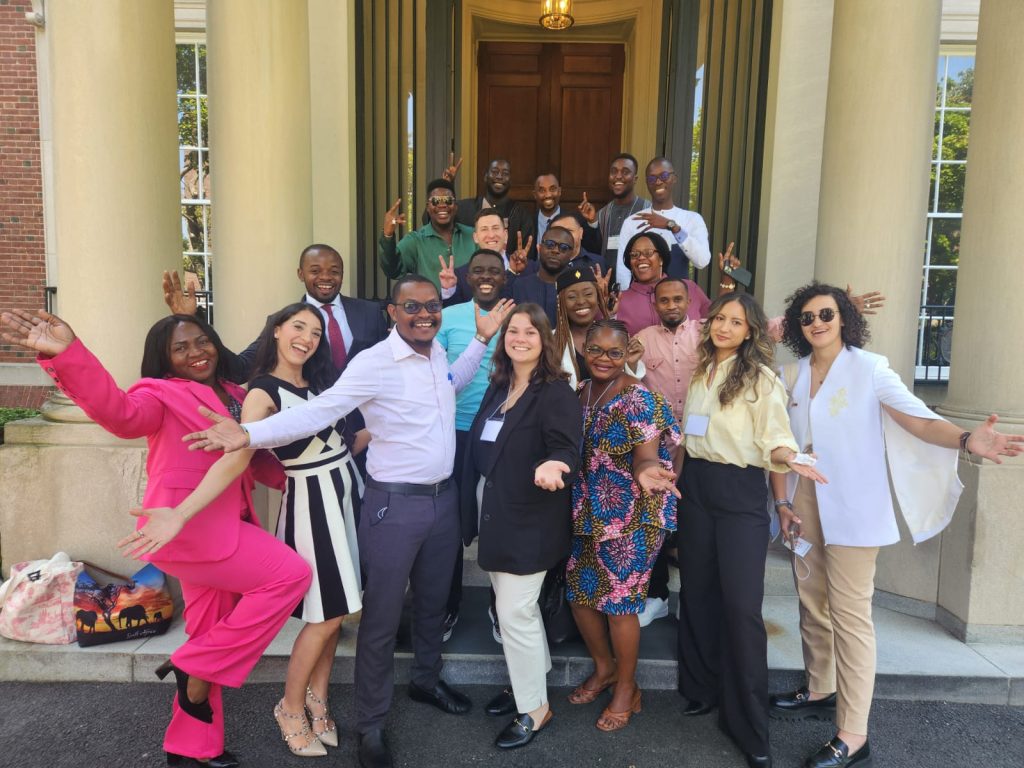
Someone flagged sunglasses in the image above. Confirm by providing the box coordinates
[541,239,573,254]
[584,345,625,361]
[646,171,675,184]
[428,195,456,206]
[394,300,443,314]
[799,308,837,326]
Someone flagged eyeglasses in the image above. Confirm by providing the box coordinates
[799,308,837,326]
[394,300,443,314]
[629,249,659,261]
[584,345,625,361]
[541,239,573,254]
[428,195,455,207]
[646,171,676,184]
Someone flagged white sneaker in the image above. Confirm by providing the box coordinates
[488,605,503,644]
[638,597,669,628]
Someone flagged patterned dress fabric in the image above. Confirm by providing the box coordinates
[566,383,680,614]
[249,376,363,622]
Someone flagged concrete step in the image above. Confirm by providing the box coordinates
[2,586,1021,706]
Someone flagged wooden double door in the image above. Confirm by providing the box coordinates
[476,42,625,209]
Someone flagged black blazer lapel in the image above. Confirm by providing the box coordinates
[484,382,540,476]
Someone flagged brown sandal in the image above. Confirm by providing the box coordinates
[568,676,617,705]
[596,687,642,732]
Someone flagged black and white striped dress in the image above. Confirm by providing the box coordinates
[250,376,363,622]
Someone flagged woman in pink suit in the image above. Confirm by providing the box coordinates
[0,309,311,768]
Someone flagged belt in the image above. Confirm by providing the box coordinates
[366,477,451,497]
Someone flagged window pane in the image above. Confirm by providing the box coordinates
[935,57,946,106]
[932,113,942,160]
[928,218,961,266]
[945,59,974,107]
[925,269,957,307]
[199,96,209,149]
[176,44,196,94]
[940,110,969,160]
[927,163,938,212]
[198,45,208,94]
[179,97,198,147]
[937,162,966,212]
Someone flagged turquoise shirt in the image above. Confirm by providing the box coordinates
[437,301,496,432]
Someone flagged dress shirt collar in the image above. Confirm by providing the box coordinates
[386,326,441,362]
[306,292,342,310]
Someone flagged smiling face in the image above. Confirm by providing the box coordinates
[425,185,457,228]
[473,212,508,253]
[168,321,220,385]
[466,252,506,308]
[533,174,561,215]
[609,156,638,199]
[551,216,583,257]
[298,248,343,304]
[628,235,664,284]
[708,298,750,358]
[386,280,442,352]
[562,282,599,329]
[800,294,843,354]
[274,308,323,370]
[645,158,677,206]
[485,160,511,200]
[504,311,543,369]
[655,279,690,329]
[539,227,575,275]
[584,326,628,383]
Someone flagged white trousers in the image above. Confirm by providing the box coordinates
[489,569,551,713]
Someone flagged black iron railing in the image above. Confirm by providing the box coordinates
[915,304,953,382]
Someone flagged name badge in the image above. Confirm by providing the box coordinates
[480,418,503,442]
[607,235,620,250]
[683,413,709,437]
[783,536,813,559]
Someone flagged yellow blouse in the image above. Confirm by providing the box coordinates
[682,356,797,472]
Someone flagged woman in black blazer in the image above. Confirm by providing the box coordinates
[461,302,583,750]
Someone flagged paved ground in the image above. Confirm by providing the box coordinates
[1,681,1020,768]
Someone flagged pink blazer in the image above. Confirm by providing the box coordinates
[39,339,285,564]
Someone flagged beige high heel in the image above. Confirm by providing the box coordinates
[274,699,328,757]
[305,686,339,748]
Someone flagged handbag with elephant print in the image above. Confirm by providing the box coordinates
[74,562,175,647]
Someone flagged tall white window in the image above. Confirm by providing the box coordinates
[917,52,973,381]
[176,43,213,320]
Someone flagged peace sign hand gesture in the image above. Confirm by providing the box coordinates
[593,265,619,315]
[0,309,77,357]
[382,198,406,238]
[509,232,533,275]
[441,152,463,183]
[438,253,457,291]
[577,192,597,224]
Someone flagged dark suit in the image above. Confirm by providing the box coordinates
[531,209,603,263]
[460,378,582,575]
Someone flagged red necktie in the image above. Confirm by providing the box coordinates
[321,303,348,372]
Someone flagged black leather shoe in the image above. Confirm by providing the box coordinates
[495,709,553,749]
[155,660,213,724]
[803,737,871,768]
[683,699,716,716]
[358,729,393,768]
[485,687,516,717]
[408,680,472,715]
[745,753,772,768]
[769,687,837,721]
[167,753,239,768]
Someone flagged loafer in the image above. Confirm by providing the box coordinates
[495,709,553,749]
[408,679,472,715]
[358,729,393,768]
[167,753,240,768]
[769,686,837,721]
[803,737,871,768]
[683,699,716,716]
[746,753,772,768]
[442,611,458,643]
[485,687,516,717]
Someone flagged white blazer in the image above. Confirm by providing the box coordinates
[781,346,962,546]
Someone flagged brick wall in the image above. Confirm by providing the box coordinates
[0,2,48,405]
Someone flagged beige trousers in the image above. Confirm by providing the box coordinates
[489,569,551,714]
[792,477,879,735]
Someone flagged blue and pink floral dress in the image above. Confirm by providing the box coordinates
[566,383,680,614]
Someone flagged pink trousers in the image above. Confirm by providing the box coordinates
[153,521,311,759]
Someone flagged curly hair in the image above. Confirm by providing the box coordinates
[554,279,612,382]
[490,303,569,387]
[249,303,338,395]
[781,281,870,358]
[694,293,775,407]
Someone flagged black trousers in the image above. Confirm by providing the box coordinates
[677,456,771,756]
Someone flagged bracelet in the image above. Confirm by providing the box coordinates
[382,231,395,239]
[959,430,972,458]
[474,333,488,345]
[240,423,251,448]
[774,500,793,509]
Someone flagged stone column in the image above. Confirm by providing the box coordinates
[815,1,942,607]
[45,0,180,385]
[206,0,313,350]
[935,0,1024,642]
[815,0,940,383]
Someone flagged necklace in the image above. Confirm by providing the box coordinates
[809,356,834,386]
[502,380,529,413]
[583,375,622,434]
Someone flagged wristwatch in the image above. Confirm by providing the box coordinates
[666,220,680,234]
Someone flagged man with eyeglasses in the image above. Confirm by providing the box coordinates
[550,212,606,275]
[380,178,477,291]
[577,153,652,269]
[613,156,711,290]
[511,225,577,325]
[183,274,514,768]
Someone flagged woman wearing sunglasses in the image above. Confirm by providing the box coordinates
[566,319,680,732]
[677,292,826,768]
[768,282,1022,768]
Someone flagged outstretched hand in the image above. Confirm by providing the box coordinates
[117,508,185,559]
[162,270,198,316]
[535,460,571,491]
[636,465,682,498]
[474,298,515,342]
[847,285,886,315]
[0,309,76,356]
[966,414,1024,464]
[183,405,250,453]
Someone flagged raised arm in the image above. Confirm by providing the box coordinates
[448,299,516,391]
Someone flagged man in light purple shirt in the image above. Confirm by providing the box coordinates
[187,274,512,768]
